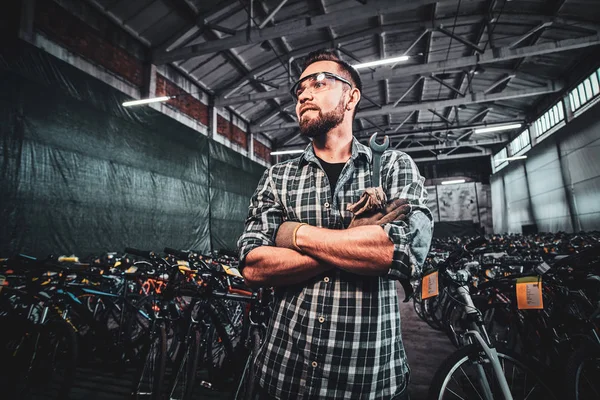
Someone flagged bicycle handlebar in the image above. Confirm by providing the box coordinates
[124,247,156,259]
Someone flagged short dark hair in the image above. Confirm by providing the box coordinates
[302,49,362,117]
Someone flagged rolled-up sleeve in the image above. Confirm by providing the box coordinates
[380,151,434,280]
[237,168,284,270]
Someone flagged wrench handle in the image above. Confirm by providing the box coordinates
[372,152,382,187]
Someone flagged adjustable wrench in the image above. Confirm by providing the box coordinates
[369,132,414,302]
[369,132,390,187]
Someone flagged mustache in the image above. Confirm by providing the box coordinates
[299,105,320,116]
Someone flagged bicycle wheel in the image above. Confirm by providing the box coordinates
[0,316,78,400]
[131,321,167,400]
[200,301,237,389]
[428,344,557,400]
[241,328,263,400]
[168,328,201,400]
[565,338,600,400]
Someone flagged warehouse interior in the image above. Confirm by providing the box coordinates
[1,0,600,399]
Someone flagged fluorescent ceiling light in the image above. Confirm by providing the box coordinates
[495,155,527,162]
[441,179,466,185]
[122,96,173,107]
[352,55,410,69]
[474,123,522,134]
[270,149,304,156]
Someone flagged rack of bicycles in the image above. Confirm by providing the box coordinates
[0,247,270,400]
[414,232,600,400]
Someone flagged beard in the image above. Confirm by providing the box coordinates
[299,98,346,138]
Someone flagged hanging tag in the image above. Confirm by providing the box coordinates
[516,276,543,309]
[422,271,439,299]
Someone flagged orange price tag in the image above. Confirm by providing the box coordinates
[422,271,439,299]
[516,277,543,310]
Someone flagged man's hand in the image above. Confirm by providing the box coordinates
[348,198,411,228]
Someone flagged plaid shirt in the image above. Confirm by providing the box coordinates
[237,137,433,399]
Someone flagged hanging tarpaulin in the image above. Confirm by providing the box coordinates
[0,42,264,257]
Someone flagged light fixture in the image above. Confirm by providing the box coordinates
[352,55,410,69]
[495,155,527,162]
[122,96,174,107]
[474,123,522,134]
[270,149,304,156]
[441,179,466,185]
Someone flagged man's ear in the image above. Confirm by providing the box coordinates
[346,88,361,112]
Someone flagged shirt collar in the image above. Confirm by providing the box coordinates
[298,137,372,166]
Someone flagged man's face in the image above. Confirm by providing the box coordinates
[295,61,350,138]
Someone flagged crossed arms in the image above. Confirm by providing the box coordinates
[237,152,433,289]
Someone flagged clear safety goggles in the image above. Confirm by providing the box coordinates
[290,71,352,100]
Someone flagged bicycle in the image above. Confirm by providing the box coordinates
[425,238,557,400]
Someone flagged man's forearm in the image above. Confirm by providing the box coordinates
[295,225,394,275]
[242,246,333,288]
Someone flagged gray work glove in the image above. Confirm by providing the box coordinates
[348,198,411,228]
[275,221,307,252]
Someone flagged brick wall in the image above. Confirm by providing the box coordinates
[35,1,144,87]
[156,74,209,126]
[33,0,270,164]
[216,114,248,149]
[254,139,271,161]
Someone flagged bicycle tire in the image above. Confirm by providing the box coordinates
[168,328,201,400]
[203,301,237,388]
[564,338,600,400]
[131,321,167,400]
[242,328,263,400]
[427,344,557,400]
[0,315,79,400]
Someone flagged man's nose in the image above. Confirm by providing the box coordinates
[297,88,313,103]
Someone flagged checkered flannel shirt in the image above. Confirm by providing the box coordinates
[237,137,433,399]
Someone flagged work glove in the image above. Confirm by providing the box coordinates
[348,198,412,228]
[275,221,307,252]
[346,187,387,215]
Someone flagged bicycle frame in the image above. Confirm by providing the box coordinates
[455,283,514,400]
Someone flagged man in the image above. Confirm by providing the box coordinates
[237,49,433,400]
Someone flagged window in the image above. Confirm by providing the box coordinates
[492,148,508,173]
[591,72,599,95]
[568,69,600,114]
[557,103,564,121]
[584,79,593,100]
[509,129,531,156]
[534,101,565,138]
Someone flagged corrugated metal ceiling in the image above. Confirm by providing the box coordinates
[78,0,600,160]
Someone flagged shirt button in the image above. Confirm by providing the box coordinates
[318,316,325,323]
[324,202,330,208]
[323,277,330,283]
[312,361,318,368]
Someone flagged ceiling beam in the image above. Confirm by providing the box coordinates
[154,5,600,64]
[250,81,561,131]
[397,138,506,153]
[217,34,597,106]
[412,149,492,163]
[212,13,598,96]
[362,34,600,82]
[154,0,446,64]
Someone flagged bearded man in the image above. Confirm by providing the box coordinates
[237,49,433,400]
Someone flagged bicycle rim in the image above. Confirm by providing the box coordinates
[433,345,556,400]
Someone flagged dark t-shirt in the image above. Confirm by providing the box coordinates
[316,156,346,193]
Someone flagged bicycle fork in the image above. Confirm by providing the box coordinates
[457,285,514,400]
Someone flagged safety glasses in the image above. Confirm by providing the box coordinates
[290,71,353,100]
